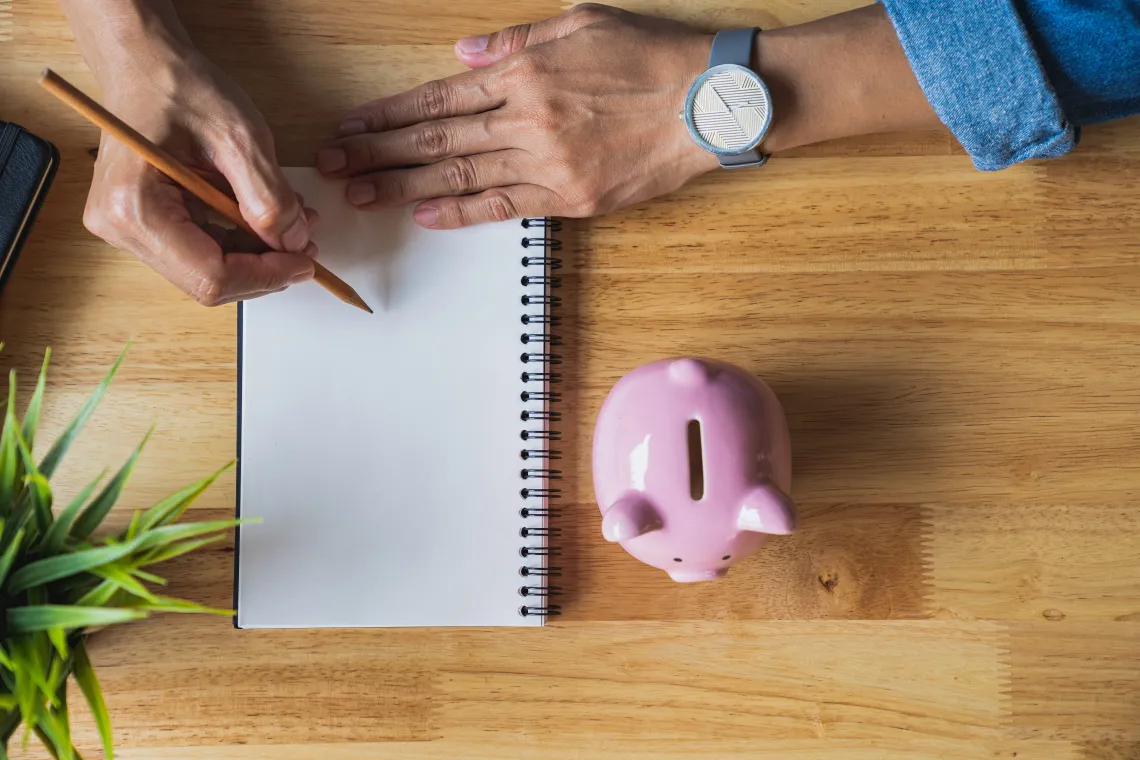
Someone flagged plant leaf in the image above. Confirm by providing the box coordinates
[41,469,106,553]
[138,461,235,532]
[7,606,146,633]
[7,538,142,594]
[138,535,227,568]
[131,568,165,585]
[0,526,19,591]
[46,629,68,660]
[74,579,118,608]
[21,350,49,455]
[128,596,233,616]
[9,641,39,739]
[38,675,71,760]
[0,377,21,518]
[70,428,153,542]
[37,345,128,479]
[75,641,112,760]
[89,565,157,603]
[134,519,246,554]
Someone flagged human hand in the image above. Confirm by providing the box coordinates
[317,4,717,228]
[82,43,318,305]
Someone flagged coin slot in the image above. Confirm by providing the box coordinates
[687,419,705,501]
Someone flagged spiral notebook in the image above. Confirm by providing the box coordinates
[234,167,561,628]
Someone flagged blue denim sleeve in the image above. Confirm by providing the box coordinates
[880,0,1140,171]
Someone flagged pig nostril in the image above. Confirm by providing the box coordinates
[673,557,682,563]
[722,555,731,561]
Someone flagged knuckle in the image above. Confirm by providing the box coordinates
[190,273,226,308]
[413,122,454,159]
[96,186,141,232]
[247,200,289,234]
[416,79,453,120]
[482,190,518,223]
[442,156,479,194]
[571,3,615,22]
[503,51,543,83]
[498,24,531,51]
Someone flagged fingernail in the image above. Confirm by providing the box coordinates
[316,147,347,173]
[339,118,367,136]
[414,205,439,228]
[347,181,376,206]
[281,216,310,252]
[455,35,489,54]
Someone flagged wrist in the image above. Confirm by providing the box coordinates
[751,5,940,154]
[61,0,199,97]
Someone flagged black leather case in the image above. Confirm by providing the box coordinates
[0,122,60,292]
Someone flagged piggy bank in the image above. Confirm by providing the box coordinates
[592,358,796,582]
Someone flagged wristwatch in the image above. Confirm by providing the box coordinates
[681,28,772,169]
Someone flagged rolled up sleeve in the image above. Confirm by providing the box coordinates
[880,0,1077,171]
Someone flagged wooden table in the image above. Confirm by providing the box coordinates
[3,1,1140,757]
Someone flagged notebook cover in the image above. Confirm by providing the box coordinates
[234,168,559,628]
[0,122,59,293]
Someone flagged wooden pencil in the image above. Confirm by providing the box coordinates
[38,68,372,314]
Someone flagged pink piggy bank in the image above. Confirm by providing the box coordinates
[593,358,796,582]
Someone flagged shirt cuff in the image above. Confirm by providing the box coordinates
[880,0,1077,171]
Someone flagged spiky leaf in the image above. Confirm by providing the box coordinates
[37,345,128,479]
[7,606,146,633]
[7,539,143,594]
[138,462,234,531]
[42,470,106,553]
[69,428,152,542]
[74,641,112,760]
[21,350,50,454]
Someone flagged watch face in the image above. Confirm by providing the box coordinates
[684,64,773,156]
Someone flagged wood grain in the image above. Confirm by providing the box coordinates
[2,0,1140,757]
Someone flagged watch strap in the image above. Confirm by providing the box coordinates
[709,28,768,169]
[709,27,756,68]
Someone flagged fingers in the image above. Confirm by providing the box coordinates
[85,154,315,307]
[318,112,503,177]
[209,126,313,255]
[338,68,504,136]
[206,251,316,306]
[342,150,526,209]
[454,3,620,67]
[412,184,561,229]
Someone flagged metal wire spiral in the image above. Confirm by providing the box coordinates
[518,218,563,618]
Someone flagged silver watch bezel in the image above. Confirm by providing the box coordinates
[681,63,773,157]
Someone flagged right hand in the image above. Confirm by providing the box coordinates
[83,47,318,306]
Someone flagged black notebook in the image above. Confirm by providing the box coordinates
[0,122,59,292]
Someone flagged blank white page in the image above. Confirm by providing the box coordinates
[236,168,544,628]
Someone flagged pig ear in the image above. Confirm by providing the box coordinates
[736,482,797,536]
[601,493,663,542]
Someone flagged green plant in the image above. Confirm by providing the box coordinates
[0,347,244,759]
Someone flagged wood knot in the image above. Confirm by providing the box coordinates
[819,572,839,593]
[1042,608,1065,622]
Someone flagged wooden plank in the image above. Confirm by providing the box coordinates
[930,505,1140,622]
[1011,623,1140,741]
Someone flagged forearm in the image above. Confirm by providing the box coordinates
[58,0,195,88]
[756,4,941,153]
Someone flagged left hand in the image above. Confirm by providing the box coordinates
[316,4,717,228]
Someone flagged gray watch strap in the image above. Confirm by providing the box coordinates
[709,28,768,168]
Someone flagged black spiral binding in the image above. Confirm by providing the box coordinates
[518,217,563,619]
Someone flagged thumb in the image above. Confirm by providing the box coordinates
[213,132,311,254]
[454,4,617,67]
[214,250,316,305]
